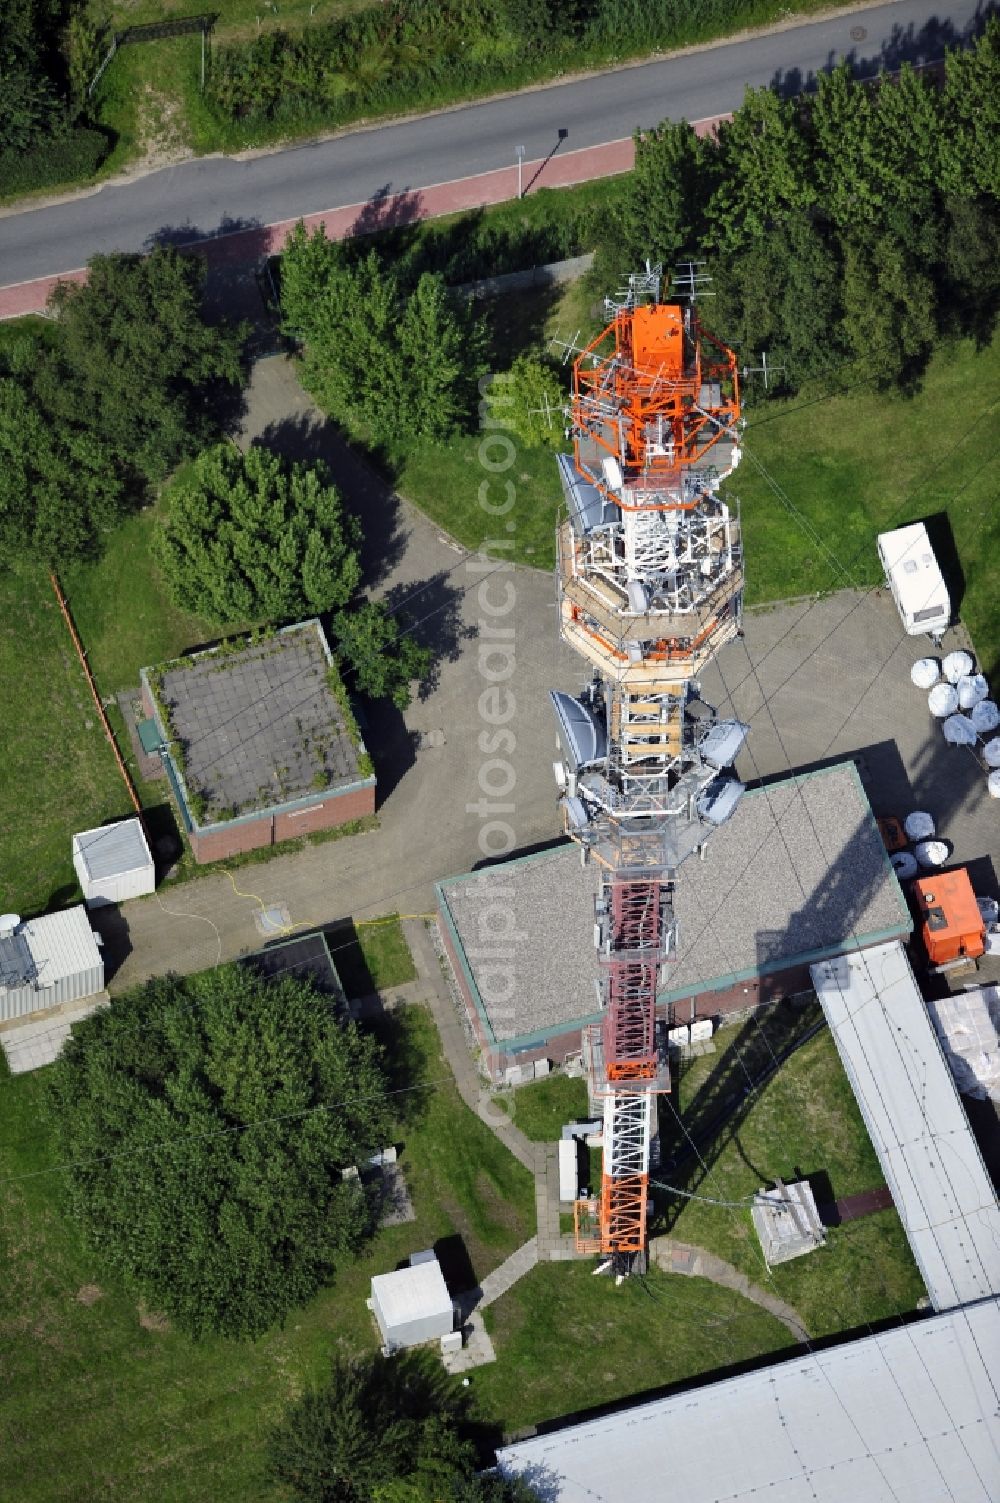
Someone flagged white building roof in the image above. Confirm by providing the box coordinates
[811,942,1000,1311]
[371,1259,452,1329]
[73,818,152,881]
[499,1299,1000,1503]
[22,906,102,988]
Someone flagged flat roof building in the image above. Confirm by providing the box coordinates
[498,1297,1000,1503]
[140,620,375,864]
[812,941,1000,1311]
[0,906,104,1023]
[370,1254,454,1352]
[73,818,155,907]
[438,763,911,1080]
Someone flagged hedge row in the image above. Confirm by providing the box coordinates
[0,127,110,198]
[205,0,807,128]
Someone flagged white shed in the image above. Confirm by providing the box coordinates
[0,907,104,1022]
[73,818,155,907]
[558,1138,580,1203]
[370,1256,453,1350]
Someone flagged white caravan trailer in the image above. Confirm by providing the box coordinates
[877,523,950,641]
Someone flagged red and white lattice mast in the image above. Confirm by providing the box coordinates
[550,266,748,1271]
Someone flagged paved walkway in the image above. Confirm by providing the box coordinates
[477,1237,540,1310]
[650,1236,810,1343]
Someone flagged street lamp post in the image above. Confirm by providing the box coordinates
[515,144,526,201]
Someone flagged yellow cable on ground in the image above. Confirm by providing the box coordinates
[224,869,309,936]
[223,872,434,938]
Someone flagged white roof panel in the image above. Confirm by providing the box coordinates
[370,1259,451,1328]
[23,906,102,986]
[811,942,1000,1311]
[499,1300,1000,1503]
[73,818,153,881]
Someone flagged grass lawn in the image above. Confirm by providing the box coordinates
[660,1014,926,1338]
[0,1003,533,1503]
[477,1263,795,1432]
[492,1073,589,1141]
[734,333,1000,674]
[0,506,222,917]
[392,435,561,568]
[0,567,141,916]
[334,915,418,998]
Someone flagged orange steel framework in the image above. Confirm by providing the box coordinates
[550,269,746,1270]
[571,301,740,510]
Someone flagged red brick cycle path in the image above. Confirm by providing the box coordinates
[0,117,729,319]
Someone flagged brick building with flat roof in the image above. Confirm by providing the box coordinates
[437,762,911,1081]
[140,619,375,863]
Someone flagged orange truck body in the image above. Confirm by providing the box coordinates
[913,868,985,965]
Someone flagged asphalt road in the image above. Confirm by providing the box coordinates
[0,0,989,289]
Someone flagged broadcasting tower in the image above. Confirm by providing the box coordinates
[550,266,748,1272]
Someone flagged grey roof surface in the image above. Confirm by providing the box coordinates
[439,849,600,1044]
[243,932,344,1001]
[439,763,909,1046]
[499,1298,998,1496]
[665,762,910,998]
[370,1260,452,1329]
[812,942,1000,1312]
[499,1299,1000,1503]
[21,906,102,987]
[73,818,152,881]
[148,621,365,824]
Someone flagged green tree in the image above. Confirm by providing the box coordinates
[46,965,391,1340]
[807,63,880,230]
[398,272,486,440]
[868,64,943,214]
[612,119,716,271]
[483,356,565,449]
[283,233,482,442]
[711,212,845,389]
[0,0,70,153]
[0,375,123,561]
[939,18,1000,197]
[38,246,246,483]
[154,442,361,624]
[269,1353,468,1503]
[280,218,348,336]
[709,86,813,253]
[941,193,1000,346]
[298,251,405,441]
[333,600,433,710]
[269,1351,541,1503]
[841,231,937,388]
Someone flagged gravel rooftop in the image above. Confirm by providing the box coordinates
[153,623,362,822]
[439,762,910,1044]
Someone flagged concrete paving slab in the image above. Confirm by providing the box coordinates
[0,993,110,1074]
[443,1310,496,1373]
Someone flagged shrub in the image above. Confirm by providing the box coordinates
[0,125,110,197]
[154,442,362,625]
